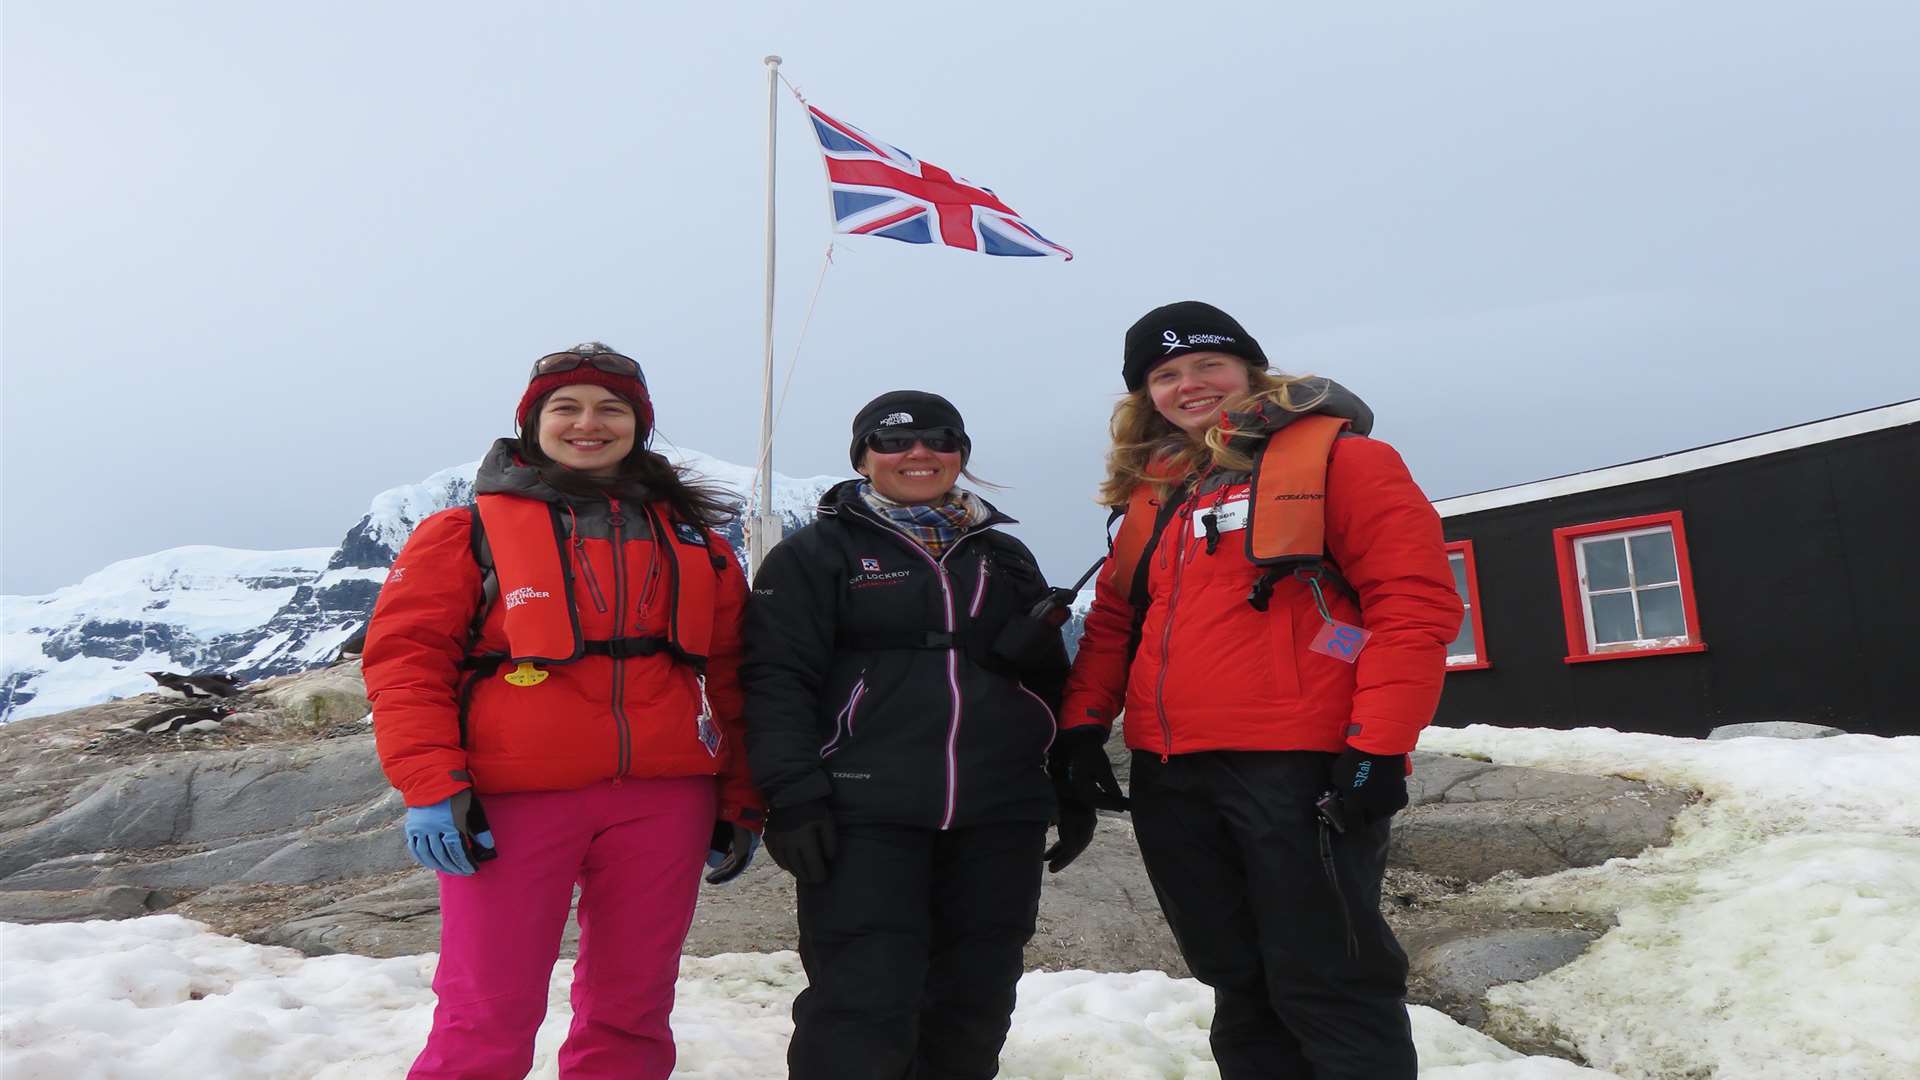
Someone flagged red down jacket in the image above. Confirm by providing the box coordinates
[364,441,760,827]
[1060,431,1462,758]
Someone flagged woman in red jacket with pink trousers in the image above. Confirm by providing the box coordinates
[1057,303,1462,1080]
[364,343,763,1080]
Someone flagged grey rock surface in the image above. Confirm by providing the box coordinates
[0,677,400,909]
[0,885,169,923]
[1707,721,1845,740]
[260,873,448,957]
[1406,927,1603,1026]
[1393,754,1692,882]
[259,668,375,727]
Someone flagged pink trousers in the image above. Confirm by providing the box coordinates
[408,776,716,1080]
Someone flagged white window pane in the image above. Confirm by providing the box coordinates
[1630,531,1679,585]
[1448,613,1476,657]
[1583,537,1630,591]
[1449,553,1470,601]
[1639,585,1687,638]
[1590,592,1638,644]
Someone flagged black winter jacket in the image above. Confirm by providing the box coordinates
[742,481,1068,829]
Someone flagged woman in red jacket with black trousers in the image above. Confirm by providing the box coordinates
[364,343,763,1080]
[1058,303,1462,1080]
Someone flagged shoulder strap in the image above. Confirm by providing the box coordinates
[1102,487,1185,661]
[1245,414,1349,566]
[643,501,719,670]
[465,505,500,653]
[1106,485,1165,605]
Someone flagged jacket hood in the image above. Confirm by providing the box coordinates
[1217,377,1374,454]
[473,437,628,503]
[474,438,558,500]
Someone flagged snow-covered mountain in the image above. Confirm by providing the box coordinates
[0,449,845,723]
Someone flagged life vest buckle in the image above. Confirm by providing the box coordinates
[1247,569,1283,612]
[504,662,549,687]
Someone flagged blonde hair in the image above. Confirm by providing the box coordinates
[1094,365,1330,507]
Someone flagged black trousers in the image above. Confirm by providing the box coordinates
[788,820,1045,1080]
[1131,750,1416,1080]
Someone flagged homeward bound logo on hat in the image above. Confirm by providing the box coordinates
[1162,329,1238,354]
[880,412,914,425]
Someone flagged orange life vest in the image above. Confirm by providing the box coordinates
[1106,414,1351,605]
[473,493,718,670]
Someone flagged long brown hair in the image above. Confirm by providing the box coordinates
[1094,365,1330,506]
[518,391,738,530]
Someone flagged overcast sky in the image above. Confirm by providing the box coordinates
[4,1,1915,595]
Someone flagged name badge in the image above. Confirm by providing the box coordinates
[1194,494,1251,538]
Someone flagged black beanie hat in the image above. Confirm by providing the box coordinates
[848,390,971,468]
[1122,301,1269,391]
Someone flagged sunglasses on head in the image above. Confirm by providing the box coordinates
[530,348,646,384]
[865,429,964,455]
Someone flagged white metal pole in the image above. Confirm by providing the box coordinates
[751,55,784,578]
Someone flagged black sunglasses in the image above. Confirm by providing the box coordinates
[530,348,646,385]
[865,429,965,455]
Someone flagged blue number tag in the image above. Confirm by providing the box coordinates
[694,676,722,757]
[1309,620,1372,664]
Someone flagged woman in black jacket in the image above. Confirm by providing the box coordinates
[742,390,1106,1080]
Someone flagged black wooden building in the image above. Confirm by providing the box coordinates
[1429,401,1919,738]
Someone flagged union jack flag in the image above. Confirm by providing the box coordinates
[805,105,1072,260]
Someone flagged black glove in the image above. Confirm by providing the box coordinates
[1045,799,1096,873]
[704,821,761,885]
[1048,725,1129,812]
[1327,748,1409,826]
[763,799,836,885]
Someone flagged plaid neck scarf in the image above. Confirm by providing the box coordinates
[859,483,983,558]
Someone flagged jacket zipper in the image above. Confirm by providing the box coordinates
[1153,497,1196,761]
[851,503,981,830]
[967,554,990,618]
[607,498,632,778]
[574,535,609,613]
[1019,684,1058,756]
[932,539,975,830]
[821,672,867,758]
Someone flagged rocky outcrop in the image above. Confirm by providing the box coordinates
[1707,721,1845,740]
[1394,753,1694,882]
[0,673,1696,1043]
[1405,927,1604,1027]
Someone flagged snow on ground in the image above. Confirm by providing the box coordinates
[0,916,1609,1080]
[1416,725,1920,1080]
[3,725,1914,1078]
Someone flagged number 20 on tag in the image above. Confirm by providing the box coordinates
[1309,620,1372,663]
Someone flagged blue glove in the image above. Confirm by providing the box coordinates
[404,793,494,876]
[704,821,760,885]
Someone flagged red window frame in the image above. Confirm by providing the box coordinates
[1553,511,1707,664]
[1444,539,1491,672]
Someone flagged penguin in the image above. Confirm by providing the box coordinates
[182,673,242,697]
[146,671,204,698]
[127,703,235,734]
[330,624,369,667]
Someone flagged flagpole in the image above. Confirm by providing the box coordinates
[751,54,784,579]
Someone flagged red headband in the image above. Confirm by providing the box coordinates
[515,369,654,437]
